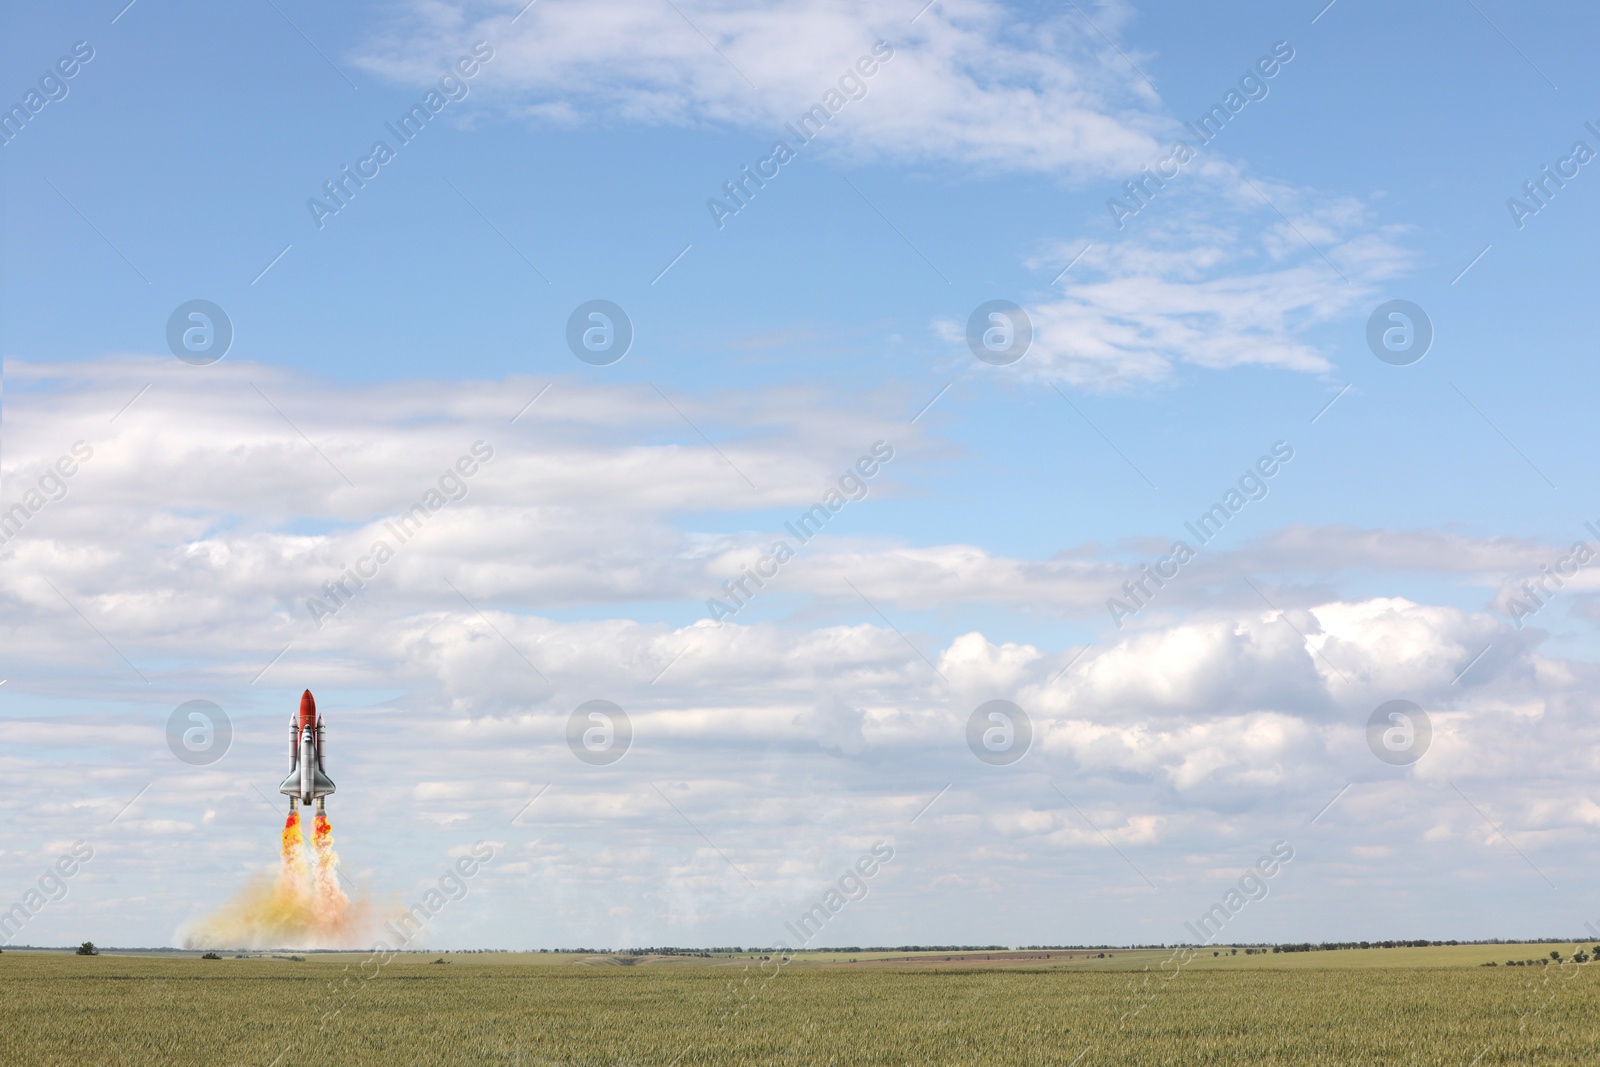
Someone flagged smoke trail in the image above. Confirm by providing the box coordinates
[311,811,347,912]
[180,808,376,950]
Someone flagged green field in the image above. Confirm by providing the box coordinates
[4,945,1598,1065]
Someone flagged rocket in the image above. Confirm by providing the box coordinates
[278,689,336,814]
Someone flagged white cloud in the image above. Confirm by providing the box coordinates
[352,3,1425,393]
[354,0,1166,177]
[4,359,1581,692]
[5,359,1595,948]
[1000,177,1416,388]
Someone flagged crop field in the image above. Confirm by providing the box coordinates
[5,945,1599,1065]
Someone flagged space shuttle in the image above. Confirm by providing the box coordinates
[278,689,336,814]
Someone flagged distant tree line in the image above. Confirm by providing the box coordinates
[647,945,1015,954]
[818,945,1010,953]
[1270,940,1458,953]
[1020,944,1161,950]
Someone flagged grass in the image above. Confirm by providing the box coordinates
[3,944,1597,1065]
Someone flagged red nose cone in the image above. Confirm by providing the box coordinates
[299,689,317,728]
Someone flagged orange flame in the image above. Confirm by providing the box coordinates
[311,811,347,911]
[281,819,308,883]
[181,807,372,950]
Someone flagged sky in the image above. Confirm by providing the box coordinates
[2,0,1599,951]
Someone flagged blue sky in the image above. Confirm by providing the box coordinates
[3,0,1600,951]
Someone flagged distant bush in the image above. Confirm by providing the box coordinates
[75,942,97,956]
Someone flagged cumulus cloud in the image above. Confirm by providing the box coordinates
[5,359,1593,948]
[4,359,1583,694]
[0,359,920,684]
